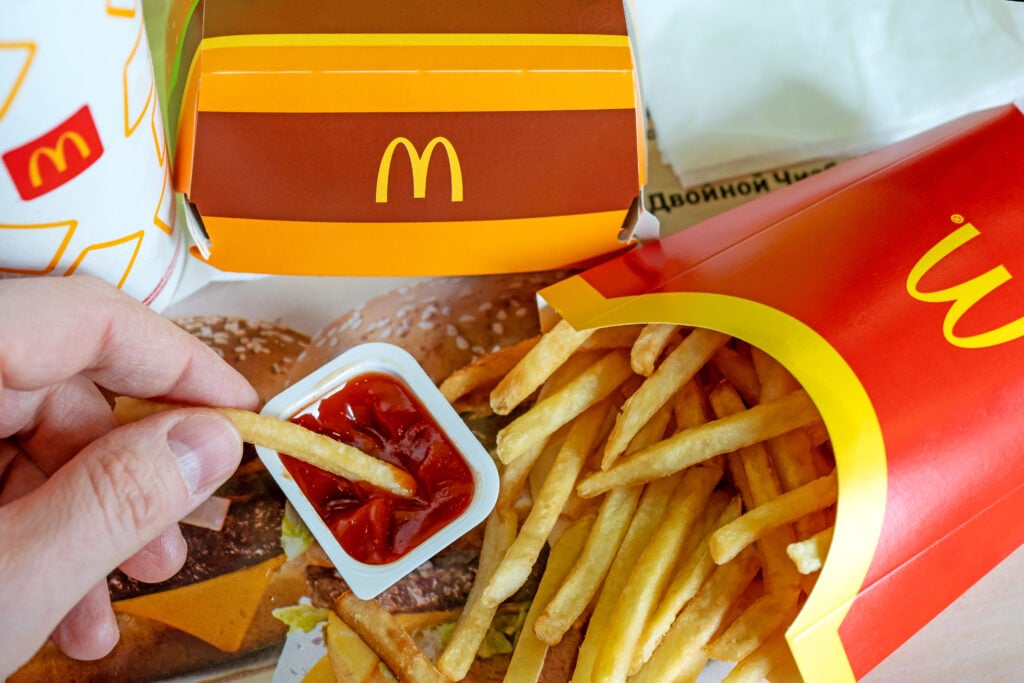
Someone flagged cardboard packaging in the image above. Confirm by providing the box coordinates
[164,0,647,276]
[1,3,182,310]
[540,102,1024,681]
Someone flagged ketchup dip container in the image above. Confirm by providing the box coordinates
[256,342,499,599]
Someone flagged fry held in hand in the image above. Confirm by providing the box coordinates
[113,396,416,497]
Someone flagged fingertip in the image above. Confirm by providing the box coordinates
[167,410,244,497]
[49,583,119,661]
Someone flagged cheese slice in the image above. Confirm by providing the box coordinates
[113,555,285,652]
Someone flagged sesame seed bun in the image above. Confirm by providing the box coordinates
[288,271,570,387]
[174,315,310,404]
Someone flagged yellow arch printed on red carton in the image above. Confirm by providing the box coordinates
[539,276,887,683]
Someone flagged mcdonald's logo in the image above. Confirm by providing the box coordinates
[3,105,104,201]
[375,136,463,204]
[906,219,1024,349]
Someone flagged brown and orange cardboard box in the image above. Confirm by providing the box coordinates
[163,0,646,277]
[539,102,1024,681]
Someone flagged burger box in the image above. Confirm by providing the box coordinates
[162,0,648,277]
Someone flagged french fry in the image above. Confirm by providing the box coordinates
[500,425,567,510]
[578,324,644,351]
[709,382,800,595]
[438,507,517,681]
[788,526,835,575]
[712,344,761,405]
[490,319,594,415]
[570,473,681,683]
[630,323,680,376]
[536,349,609,403]
[333,591,445,683]
[593,464,724,682]
[505,514,594,683]
[532,396,674,646]
[711,470,838,565]
[113,396,416,498]
[495,350,633,465]
[632,547,761,683]
[325,609,381,683]
[578,389,822,498]
[602,327,730,469]
[635,494,742,670]
[707,589,800,662]
[439,335,539,403]
[483,401,611,608]
[723,628,799,683]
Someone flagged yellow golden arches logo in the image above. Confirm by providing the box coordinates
[906,219,1024,349]
[28,131,92,188]
[375,136,463,204]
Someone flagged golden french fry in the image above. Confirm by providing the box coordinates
[632,547,761,683]
[333,591,445,683]
[490,319,594,415]
[707,589,800,662]
[483,401,611,608]
[593,464,724,682]
[723,628,798,683]
[711,470,838,565]
[712,344,761,405]
[536,349,609,403]
[439,335,540,403]
[788,525,835,575]
[438,507,517,681]
[709,382,800,595]
[578,389,822,498]
[325,609,379,683]
[602,328,730,469]
[495,350,633,465]
[506,514,594,683]
[498,425,567,511]
[113,396,416,498]
[630,323,680,376]
[578,324,644,351]
[534,399,674,646]
[534,484,642,647]
[635,494,741,670]
[570,473,681,683]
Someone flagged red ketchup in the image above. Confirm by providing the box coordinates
[279,373,474,565]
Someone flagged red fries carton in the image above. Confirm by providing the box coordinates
[540,102,1024,681]
[163,0,646,276]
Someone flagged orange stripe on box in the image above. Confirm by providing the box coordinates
[201,42,634,74]
[195,212,632,276]
[197,68,636,114]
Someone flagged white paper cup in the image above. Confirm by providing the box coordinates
[0,2,183,310]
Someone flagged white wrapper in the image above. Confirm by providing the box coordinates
[0,1,183,309]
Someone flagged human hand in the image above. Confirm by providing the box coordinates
[0,276,259,677]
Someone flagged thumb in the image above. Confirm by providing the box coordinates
[0,409,243,674]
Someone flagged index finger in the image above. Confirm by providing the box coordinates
[0,276,257,409]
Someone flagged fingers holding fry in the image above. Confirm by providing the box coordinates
[113,396,417,497]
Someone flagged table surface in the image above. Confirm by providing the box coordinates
[146,0,1024,679]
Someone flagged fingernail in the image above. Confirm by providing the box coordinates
[167,414,241,495]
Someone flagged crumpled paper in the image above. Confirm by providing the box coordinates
[636,0,1024,186]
